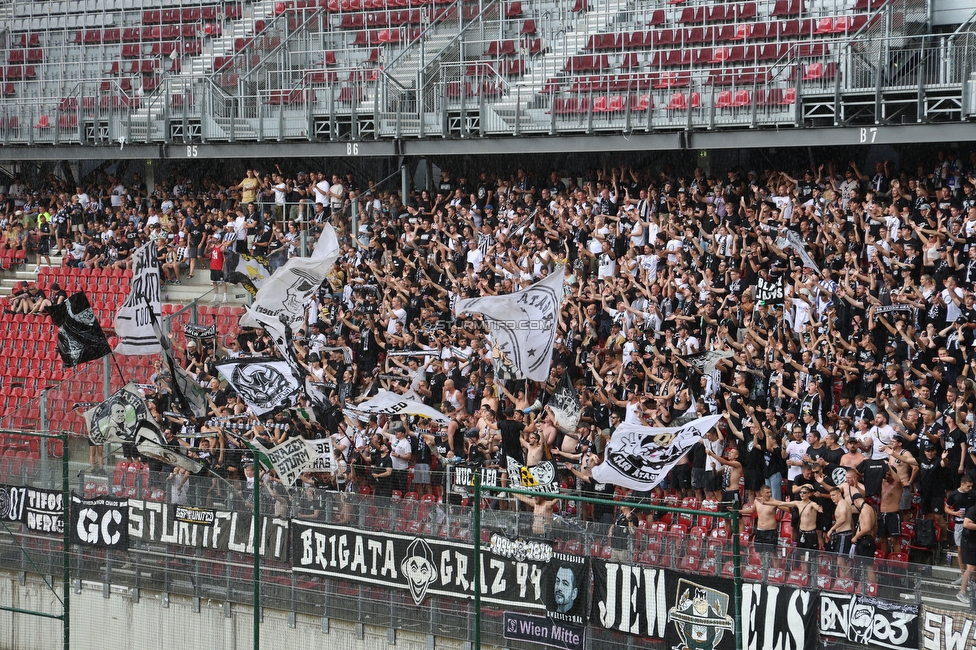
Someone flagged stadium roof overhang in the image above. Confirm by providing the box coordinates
[0,122,972,161]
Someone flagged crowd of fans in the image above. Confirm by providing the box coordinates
[6,152,976,596]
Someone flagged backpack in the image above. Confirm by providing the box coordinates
[914,518,937,548]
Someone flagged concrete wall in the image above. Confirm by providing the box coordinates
[0,571,478,650]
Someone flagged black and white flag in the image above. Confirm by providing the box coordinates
[149,305,208,418]
[215,357,301,416]
[0,484,64,534]
[453,268,564,382]
[777,229,820,273]
[307,437,335,473]
[592,415,721,491]
[681,350,734,375]
[239,224,340,333]
[741,582,817,650]
[755,275,784,305]
[70,493,129,549]
[134,419,204,474]
[353,389,450,424]
[549,371,581,434]
[820,594,918,650]
[83,383,153,444]
[48,292,111,368]
[507,456,560,494]
[251,437,317,487]
[114,240,162,355]
[127,498,290,561]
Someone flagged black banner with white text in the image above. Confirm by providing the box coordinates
[70,493,129,549]
[292,519,549,609]
[126,498,289,561]
[819,594,918,650]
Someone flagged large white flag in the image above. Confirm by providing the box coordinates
[351,389,449,424]
[239,224,340,332]
[592,414,722,491]
[114,241,162,355]
[214,357,301,416]
[453,268,564,382]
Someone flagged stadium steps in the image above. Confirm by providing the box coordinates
[488,0,630,124]
[386,32,459,90]
[0,257,248,307]
[188,0,283,77]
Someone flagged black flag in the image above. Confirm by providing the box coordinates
[549,371,581,434]
[148,303,208,419]
[47,292,111,368]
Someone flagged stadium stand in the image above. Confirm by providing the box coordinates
[0,0,952,144]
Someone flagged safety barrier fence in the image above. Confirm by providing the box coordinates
[0,446,966,650]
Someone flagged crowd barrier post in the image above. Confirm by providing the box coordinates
[472,471,483,650]
[252,457,261,650]
[0,428,71,650]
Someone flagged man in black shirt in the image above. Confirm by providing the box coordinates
[371,444,394,498]
[946,475,976,582]
[497,407,525,464]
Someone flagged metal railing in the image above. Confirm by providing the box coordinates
[0,460,960,650]
[0,0,973,145]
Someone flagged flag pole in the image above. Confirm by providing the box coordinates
[109,352,128,388]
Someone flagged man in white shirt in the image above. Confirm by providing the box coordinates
[466,239,484,273]
[311,172,330,207]
[389,427,413,494]
[110,177,126,208]
[272,174,289,220]
[328,174,345,218]
[784,426,810,486]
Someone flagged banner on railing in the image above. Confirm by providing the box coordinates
[503,611,585,650]
[590,561,817,650]
[741,581,817,650]
[542,551,589,625]
[292,519,549,609]
[919,605,976,650]
[448,464,501,496]
[0,484,64,535]
[127,498,289,561]
[70,493,129,549]
[819,593,918,650]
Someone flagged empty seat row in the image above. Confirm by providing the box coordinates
[551,88,797,115]
[336,9,431,28]
[73,23,222,44]
[677,2,758,24]
[7,50,44,64]
[591,20,856,51]
[142,6,234,23]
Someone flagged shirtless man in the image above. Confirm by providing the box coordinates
[785,485,824,550]
[514,492,559,537]
[880,437,918,518]
[878,464,904,555]
[851,494,878,582]
[741,485,792,555]
[521,431,546,467]
[705,446,742,507]
[827,487,855,576]
[840,434,866,469]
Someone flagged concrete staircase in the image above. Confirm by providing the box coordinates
[487,0,631,130]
